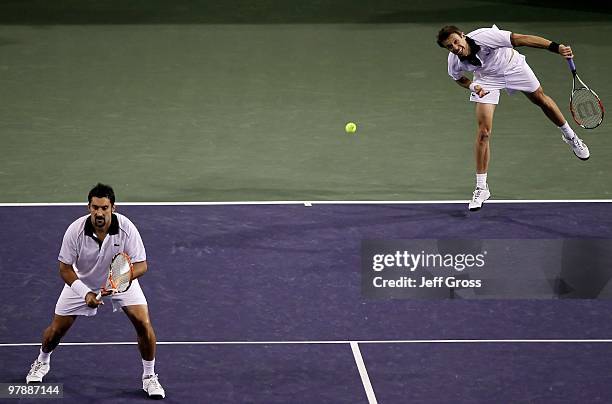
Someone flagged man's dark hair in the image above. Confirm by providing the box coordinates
[88,183,115,205]
[437,25,462,48]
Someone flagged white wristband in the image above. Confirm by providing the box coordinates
[70,279,92,300]
[469,82,478,92]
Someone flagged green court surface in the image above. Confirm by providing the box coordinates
[0,1,610,202]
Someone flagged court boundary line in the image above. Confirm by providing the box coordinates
[3,339,612,347]
[1,200,611,207]
[350,342,378,404]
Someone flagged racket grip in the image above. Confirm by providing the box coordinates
[567,58,576,73]
[95,291,102,300]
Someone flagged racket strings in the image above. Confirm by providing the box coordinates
[571,89,603,128]
[109,255,132,292]
[110,272,130,286]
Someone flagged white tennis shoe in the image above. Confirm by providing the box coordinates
[469,185,490,211]
[26,359,50,383]
[563,135,590,160]
[143,374,165,399]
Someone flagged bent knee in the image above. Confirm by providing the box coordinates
[45,325,68,340]
[528,88,548,105]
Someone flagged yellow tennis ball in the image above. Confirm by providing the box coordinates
[345,122,357,134]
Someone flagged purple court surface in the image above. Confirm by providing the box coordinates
[1,202,612,403]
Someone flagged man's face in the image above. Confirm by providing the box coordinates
[88,197,114,230]
[442,32,468,57]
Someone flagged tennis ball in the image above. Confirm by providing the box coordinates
[345,122,357,134]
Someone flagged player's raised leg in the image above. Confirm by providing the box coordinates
[26,315,77,383]
[123,304,165,399]
[470,102,495,211]
[524,86,589,160]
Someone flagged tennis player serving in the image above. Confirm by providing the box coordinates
[437,25,590,211]
[26,183,165,399]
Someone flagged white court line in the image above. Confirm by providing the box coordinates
[3,339,612,347]
[350,342,378,404]
[0,200,611,207]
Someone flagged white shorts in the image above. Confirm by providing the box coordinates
[470,54,541,105]
[54,279,147,316]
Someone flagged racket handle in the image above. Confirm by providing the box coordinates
[95,291,102,300]
[567,58,576,73]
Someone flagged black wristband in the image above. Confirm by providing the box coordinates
[547,41,560,53]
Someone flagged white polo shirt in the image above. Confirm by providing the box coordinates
[447,25,522,81]
[58,213,146,290]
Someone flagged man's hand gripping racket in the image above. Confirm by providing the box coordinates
[469,82,489,98]
[567,58,604,129]
[95,252,134,301]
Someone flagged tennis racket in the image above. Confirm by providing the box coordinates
[567,58,604,129]
[95,252,133,300]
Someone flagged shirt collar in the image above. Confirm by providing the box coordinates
[458,36,482,66]
[84,213,119,238]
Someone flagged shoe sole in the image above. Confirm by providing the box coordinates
[563,137,590,161]
[575,152,589,161]
[26,375,46,383]
[148,394,165,400]
[143,390,165,399]
[469,195,490,211]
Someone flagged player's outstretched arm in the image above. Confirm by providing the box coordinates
[511,33,573,58]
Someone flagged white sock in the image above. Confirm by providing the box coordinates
[476,173,487,189]
[38,348,51,364]
[559,122,575,140]
[142,359,155,378]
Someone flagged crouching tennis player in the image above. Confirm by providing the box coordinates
[437,25,590,211]
[26,183,165,399]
